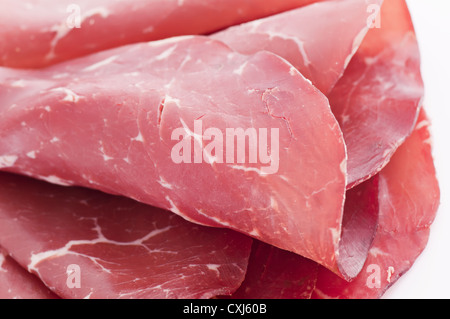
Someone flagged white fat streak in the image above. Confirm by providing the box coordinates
[37,175,72,186]
[83,55,118,72]
[28,221,173,272]
[50,87,80,102]
[369,247,389,258]
[99,141,113,161]
[155,45,177,61]
[195,209,232,227]
[266,31,311,66]
[165,196,183,216]
[157,177,173,189]
[228,165,268,176]
[26,151,37,159]
[206,264,220,276]
[11,80,26,87]
[233,61,248,75]
[132,132,144,143]
[0,155,18,168]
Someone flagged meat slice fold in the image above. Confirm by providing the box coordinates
[328,0,424,189]
[0,36,362,279]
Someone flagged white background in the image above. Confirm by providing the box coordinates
[382,0,450,299]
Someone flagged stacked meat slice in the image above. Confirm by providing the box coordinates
[0,0,440,299]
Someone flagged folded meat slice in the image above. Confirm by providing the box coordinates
[215,0,424,190]
[0,36,354,278]
[0,0,322,68]
[312,108,440,299]
[213,0,383,95]
[230,108,439,299]
[0,172,252,299]
[232,175,379,298]
[329,0,424,188]
[0,247,58,299]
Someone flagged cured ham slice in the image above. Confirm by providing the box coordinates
[0,36,358,279]
[232,175,379,298]
[230,108,439,299]
[0,247,58,299]
[214,0,423,189]
[329,0,424,188]
[0,0,321,68]
[312,108,440,299]
[0,172,252,299]
[213,0,383,95]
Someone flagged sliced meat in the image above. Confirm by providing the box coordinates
[213,0,423,189]
[230,241,320,299]
[312,108,440,299]
[231,175,379,298]
[0,0,323,68]
[329,0,424,188]
[0,247,58,299]
[228,108,439,299]
[0,172,252,299]
[213,0,383,94]
[0,36,355,279]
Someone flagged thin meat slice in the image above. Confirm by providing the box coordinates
[213,0,384,94]
[227,108,439,299]
[0,0,323,68]
[0,247,58,299]
[231,176,379,299]
[313,108,440,298]
[0,36,354,279]
[329,0,424,189]
[0,172,252,299]
[230,241,320,299]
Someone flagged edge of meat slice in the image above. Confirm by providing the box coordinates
[0,0,324,68]
[213,0,384,95]
[329,0,424,189]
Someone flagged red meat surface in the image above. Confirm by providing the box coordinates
[0,247,58,299]
[0,0,322,68]
[0,172,252,299]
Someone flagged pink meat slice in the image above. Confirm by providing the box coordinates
[231,175,379,298]
[0,247,58,299]
[312,108,440,299]
[229,108,439,299]
[0,0,323,68]
[0,36,355,278]
[213,0,384,95]
[329,0,424,189]
[0,172,252,299]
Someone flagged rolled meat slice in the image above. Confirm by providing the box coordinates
[0,36,359,279]
[0,0,322,68]
[0,172,252,299]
